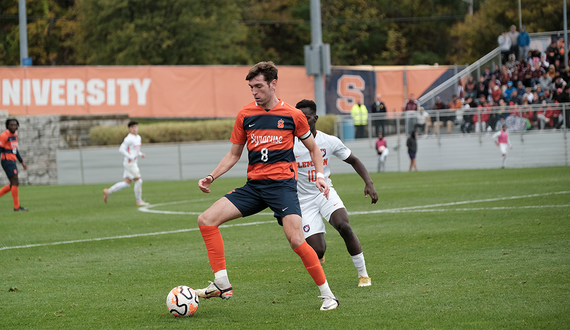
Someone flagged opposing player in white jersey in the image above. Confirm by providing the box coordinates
[103,121,149,206]
[293,99,378,287]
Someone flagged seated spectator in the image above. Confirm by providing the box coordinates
[496,99,509,125]
[553,76,567,100]
[546,40,560,65]
[522,87,534,104]
[558,86,570,126]
[539,66,555,91]
[531,61,546,87]
[448,94,463,125]
[535,85,544,98]
[505,53,518,72]
[483,66,492,81]
[516,81,526,97]
[507,89,520,105]
[511,66,521,87]
[541,100,563,129]
[522,61,533,87]
[499,65,512,86]
[465,75,477,100]
[474,100,492,133]
[461,97,474,133]
[520,99,535,129]
[491,84,502,103]
[476,76,489,99]
[535,102,551,130]
[504,81,516,100]
[539,52,550,70]
[432,96,453,134]
[543,89,554,103]
[415,107,432,137]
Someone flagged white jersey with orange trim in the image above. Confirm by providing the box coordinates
[295,130,351,199]
[119,133,142,165]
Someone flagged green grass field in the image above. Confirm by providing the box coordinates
[1,167,569,329]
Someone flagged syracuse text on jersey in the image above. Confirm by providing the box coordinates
[249,133,283,147]
[1,78,151,106]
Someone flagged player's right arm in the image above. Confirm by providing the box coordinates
[199,143,244,193]
[118,137,134,160]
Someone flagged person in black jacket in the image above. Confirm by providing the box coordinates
[407,131,418,172]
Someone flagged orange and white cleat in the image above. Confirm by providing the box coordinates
[136,200,150,206]
[195,281,233,300]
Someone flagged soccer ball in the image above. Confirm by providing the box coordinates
[166,286,199,317]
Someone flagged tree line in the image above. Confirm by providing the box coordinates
[0,0,565,67]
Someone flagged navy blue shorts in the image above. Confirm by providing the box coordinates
[225,179,302,218]
[408,152,416,160]
[1,160,18,178]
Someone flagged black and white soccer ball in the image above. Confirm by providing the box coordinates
[166,286,199,317]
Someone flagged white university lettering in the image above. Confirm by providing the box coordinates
[0,78,152,106]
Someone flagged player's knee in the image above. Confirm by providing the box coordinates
[336,222,354,238]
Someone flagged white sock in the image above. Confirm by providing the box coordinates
[318,280,334,297]
[108,181,130,194]
[502,155,507,167]
[214,270,231,288]
[351,252,369,277]
[134,179,143,202]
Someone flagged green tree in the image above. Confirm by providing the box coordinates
[0,0,76,66]
[449,0,566,64]
[71,0,250,65]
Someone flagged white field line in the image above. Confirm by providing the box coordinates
[2,191,568,251]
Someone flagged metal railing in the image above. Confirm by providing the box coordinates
[334,102,568,145]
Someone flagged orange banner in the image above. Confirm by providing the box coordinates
[0,66,314,118]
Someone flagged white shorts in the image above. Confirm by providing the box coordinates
[123,163,141,180]
[499,143,508,155]
[299,187,345,239]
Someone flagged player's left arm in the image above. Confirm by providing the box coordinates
[300,134,330,199]
[343,153,378,204]
[15,150,27,171]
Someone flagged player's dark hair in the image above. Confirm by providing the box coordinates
[295,99,317,115]
[246,61,278,84]
[128,121,138,127]
[5,118,19,129]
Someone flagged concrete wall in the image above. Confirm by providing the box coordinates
[56,131,569,186]
[0,114,129,186]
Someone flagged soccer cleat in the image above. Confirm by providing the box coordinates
[136,201,150,206]
[319,295,339,311]
[14,206,29,212]
[103,188,108,203]
[358,275,372,287]
[195,281,233,300]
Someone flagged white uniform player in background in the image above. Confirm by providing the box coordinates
[103,121,149,206]
[292,99,378,287]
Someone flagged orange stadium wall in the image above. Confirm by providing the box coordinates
[0,65,456,118]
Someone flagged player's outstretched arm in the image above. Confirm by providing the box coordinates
[198,143,244,193]
[343,153,378,204]
[300,134,330,199]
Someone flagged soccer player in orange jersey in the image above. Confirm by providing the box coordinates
[195,61,339,311]
[0,119,28,211]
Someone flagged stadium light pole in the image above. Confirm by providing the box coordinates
[18,0,29,66]
[305,0,331,116]
[562,0,568,67]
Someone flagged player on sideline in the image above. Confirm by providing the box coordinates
[0,118,28,211]
[493,124,512,168]
[288,99,378,287]
[195,61,339,311]
[103,121,149,206]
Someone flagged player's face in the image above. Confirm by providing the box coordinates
[7,121,18,133]
[129,124,138,135]
[299,106,318,131]
[249,74,275,108]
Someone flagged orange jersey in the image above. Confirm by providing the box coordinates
[0,129,20,161]
[230,100,311,181]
